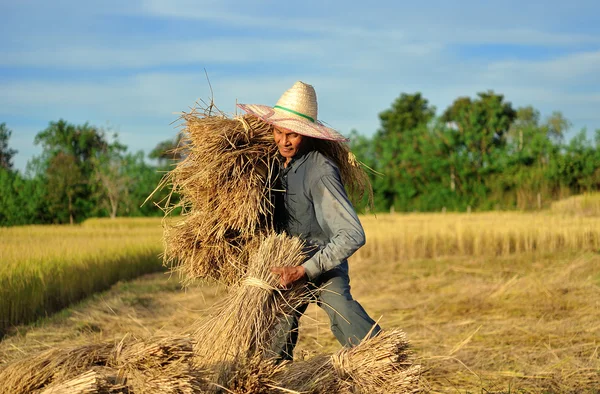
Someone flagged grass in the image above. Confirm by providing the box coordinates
[551,192,600,217]
[0,218,165,335]
[357,212,600,262]
[2,251,597,392]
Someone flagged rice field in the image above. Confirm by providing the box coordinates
[1,212,599,392]
[551,192,600,217]
[358,211,600,261]
[0,218,164,335]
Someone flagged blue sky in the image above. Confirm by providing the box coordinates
[1,0,599,172]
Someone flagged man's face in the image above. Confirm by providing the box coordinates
[273,127,304,160]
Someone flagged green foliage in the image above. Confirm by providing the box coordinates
[149,133,185,165]
[0,123,18,170]
[3,89,600,225]
[0,169,49,226]
[352,91,600,213]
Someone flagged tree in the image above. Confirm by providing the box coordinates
[372,93,436,211]
[149,134,185,167]
[376,93,436,141]
[0,169,48,226]
[121,150,168,217]
[92,135,129,219]
[441,91,516,173]
[33,120,112,223]
[437,91,517,208]
[0,123,18,170]
[46,152,84,224]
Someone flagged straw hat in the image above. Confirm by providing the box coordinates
[237,81,348,142]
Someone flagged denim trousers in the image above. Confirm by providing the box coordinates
[270,267,381,361]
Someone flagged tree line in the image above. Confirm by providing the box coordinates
[0,121,180,226]
[350,91,600,212]
[1,90,599,225]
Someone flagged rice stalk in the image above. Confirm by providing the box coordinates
[192,233,311,387]
[0,336,207,394]
[0,343,114,394]
[37,367,123,394]
[272,329,421,394]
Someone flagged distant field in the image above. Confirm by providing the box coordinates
[551,192,600,217]
[0,218,164,335]
[358,211,600,261]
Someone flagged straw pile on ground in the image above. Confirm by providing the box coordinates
[0,335,204,394]
[0,104,420,393]
[271,329,421,393]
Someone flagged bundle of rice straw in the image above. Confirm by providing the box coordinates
[157,109,278,287]
[0,342,114,394]
[0,335,205,394]
[38,367,123,394]
[217,355,287,394]
[111,335,205,393]
[192,232,312,389]
[271,329,421,393]
[157,106,371,287]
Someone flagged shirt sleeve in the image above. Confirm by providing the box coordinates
[301,163,366,280]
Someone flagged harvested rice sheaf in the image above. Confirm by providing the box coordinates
[0,336,206,394]
[159,112,278,286]
[192,233,310,375]
[272,329,421,394]
[0,343,114,394]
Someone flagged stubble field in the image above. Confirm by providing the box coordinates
[1,212,599,393]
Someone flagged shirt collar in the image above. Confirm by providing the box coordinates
[280,148,312,173]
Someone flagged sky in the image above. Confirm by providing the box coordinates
[1,0,599,172]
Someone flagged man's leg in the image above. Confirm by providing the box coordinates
[268,302,308,361]
[317,269,380,347]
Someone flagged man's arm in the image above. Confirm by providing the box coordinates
[301,163,365,280]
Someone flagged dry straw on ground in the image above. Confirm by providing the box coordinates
[222,329,421,394]
[0,335,204,394]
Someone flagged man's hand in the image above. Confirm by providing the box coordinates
[270,266,306,288]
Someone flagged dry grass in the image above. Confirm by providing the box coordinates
[272,329,421,393]
[293,250,600,393]
[1,244,598,392]
[357,212,600,262]
[0,335,204,394]
[551,192,600,217]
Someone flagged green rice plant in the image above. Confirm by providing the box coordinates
[0,219,164,335]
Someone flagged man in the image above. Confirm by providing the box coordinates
[237,81,380,360]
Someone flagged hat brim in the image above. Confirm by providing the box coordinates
[237,104,349,142]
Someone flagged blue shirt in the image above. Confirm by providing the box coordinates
[274,149,366,280]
